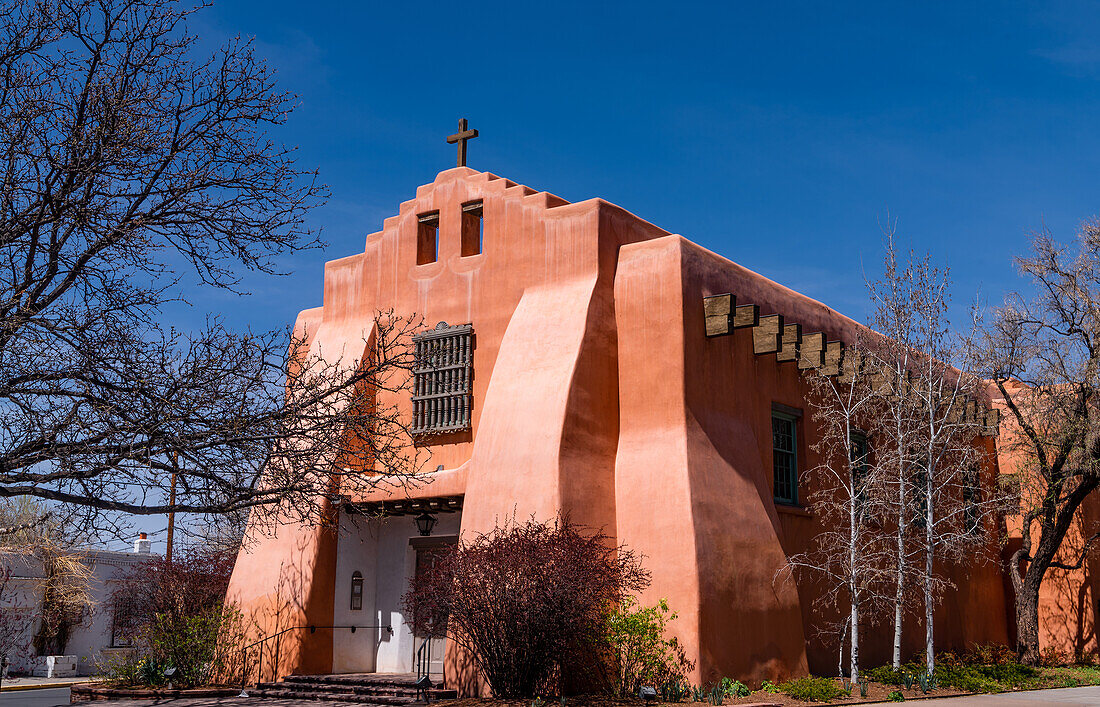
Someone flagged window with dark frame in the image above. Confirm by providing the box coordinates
[963,466,981,535]
[913,466,928,528]
[461,201,483,256]
[850,431,870,508]
[412,322,474,435]
[772,411,799,505]
[350,571,363,611]
[417,212,439,265]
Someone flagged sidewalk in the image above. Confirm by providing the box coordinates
[905,685,1100,705]
[1,675,90,691]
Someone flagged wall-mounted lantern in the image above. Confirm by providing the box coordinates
[414,512,438,537]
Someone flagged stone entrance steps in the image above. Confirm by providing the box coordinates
[249,672,458,704]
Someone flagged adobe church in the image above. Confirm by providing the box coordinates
[227,135,1099,691]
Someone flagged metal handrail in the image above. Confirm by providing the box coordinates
[242,623,394,689]
[416,636,430,681]
[415,636,433,702]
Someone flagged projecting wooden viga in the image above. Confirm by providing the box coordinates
[702,293,1000,437]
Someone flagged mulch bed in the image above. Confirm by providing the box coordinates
[447,680,970,707]
[71,684,240,701]
[726,682,968,704]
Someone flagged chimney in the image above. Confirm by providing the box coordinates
[134,532,151,554]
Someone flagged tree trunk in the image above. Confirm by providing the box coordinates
[891,406,907,669]
[838,616,848,678]
[892,479,906,668]
[924,550,934,676]
[851,597,860,684]
[849,453,860,684]
[924,473,935,676]
[892,569,904,668]
[1015,575,1042,665]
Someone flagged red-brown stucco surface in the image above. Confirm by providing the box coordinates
[227,168,1090,691]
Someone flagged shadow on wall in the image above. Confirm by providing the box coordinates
[234,528,331,686]
[1040,512,1100,661]
[444,629,482,697]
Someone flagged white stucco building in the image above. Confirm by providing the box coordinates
[0,537,154,676]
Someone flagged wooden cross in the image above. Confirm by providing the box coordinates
[447,118,478,167]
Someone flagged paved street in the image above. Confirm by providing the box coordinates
[0,687,71,706]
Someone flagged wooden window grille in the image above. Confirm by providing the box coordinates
[412,322,473,435]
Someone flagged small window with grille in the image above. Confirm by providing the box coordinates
[412,322,474,435]
[963,465,982,535]
[772,409,799,505]
[850,431,870,508]
[110,594,140,647]
[350,571,363,610]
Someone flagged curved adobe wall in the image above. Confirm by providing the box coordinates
[614,235,809,685]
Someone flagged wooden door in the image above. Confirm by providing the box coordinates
[412,540,455,679]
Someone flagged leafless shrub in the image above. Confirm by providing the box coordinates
[402,515,650,698]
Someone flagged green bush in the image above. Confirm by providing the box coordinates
[864,649,1040,695]
[776,676,848,702]
[964,643,1019,666]
[887,690,905,702]
[603,598,694,699]
[1042,665,1100,688]
[934,662,1038,692]
[97,606,248,688]
[863,665,903,685]
[145,608,228,687]
[97,653,151,687]
[718,677,750,697]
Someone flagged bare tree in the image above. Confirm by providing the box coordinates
[869,239,1002,675]
[0,0,423,537]
[978,220,1100,664]
[782,336,890,684]
[866,227,925,669]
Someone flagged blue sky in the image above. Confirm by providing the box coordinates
[117,1,1100,551]
[177,1,1100,333]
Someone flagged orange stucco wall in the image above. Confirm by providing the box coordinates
[227,168,1086,691]
[990,384,1100,660]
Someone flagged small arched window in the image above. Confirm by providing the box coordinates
[350,571,363,611]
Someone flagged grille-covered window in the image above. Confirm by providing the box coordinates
[850,431,870,508]
[772,412,798,505]
[963,465,981,535]
[412,322,473,435]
